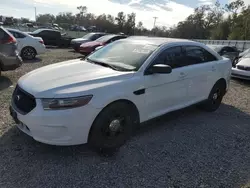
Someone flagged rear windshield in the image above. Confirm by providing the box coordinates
[208,45,222,52]
[96,35,116,42]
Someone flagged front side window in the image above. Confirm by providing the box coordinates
[87,40,157,71]
[153,46,185,68]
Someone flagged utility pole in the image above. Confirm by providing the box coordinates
[153,17,158,28]
[34,7,37,22]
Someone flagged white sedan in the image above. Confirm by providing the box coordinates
[232,53,250,80]
[7,28,46,60]
[10,37,231,151]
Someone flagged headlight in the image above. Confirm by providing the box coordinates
[42,95,93,110]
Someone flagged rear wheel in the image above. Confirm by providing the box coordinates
[88,102,138,151]
[21,47,36,60]
[199,81,226,112]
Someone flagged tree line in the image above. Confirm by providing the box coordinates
[8,0,250,40]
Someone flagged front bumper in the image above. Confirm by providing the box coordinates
[71,43,82,52]
[0,55,22,71]
[10,99,101,146]
[231,67,250,80]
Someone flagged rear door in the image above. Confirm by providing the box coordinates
[182,45,218,103]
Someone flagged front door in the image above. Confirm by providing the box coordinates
[143,46,189,120]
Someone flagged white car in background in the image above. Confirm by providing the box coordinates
[10,37,231,151]
[7,28,46,60]
[232,53,250,80]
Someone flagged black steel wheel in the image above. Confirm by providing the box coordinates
[199,81,226,112]
[88,102,138,151]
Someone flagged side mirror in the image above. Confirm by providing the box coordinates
[146,64,172,75]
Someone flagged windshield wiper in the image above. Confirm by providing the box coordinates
[86,58,121,71]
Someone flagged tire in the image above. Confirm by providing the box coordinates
[88,102,138,151]
[21,47,36,60]
[199,81,226,112]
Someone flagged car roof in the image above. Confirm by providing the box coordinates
[125,36,197,46]
[35,28,60,32]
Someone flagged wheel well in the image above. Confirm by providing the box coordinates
[21,46,37,55]
[215,78,227,95]
[88,99,140,141]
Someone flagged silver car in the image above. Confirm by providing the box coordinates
[0,26,22,75]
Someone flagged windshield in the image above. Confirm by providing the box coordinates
[241,48,250,56]
[96,35,116,42]
[82,33,96,39]
[30,29,44,34]
[243,52,250,58]
[208,45,222,52]
[87,40,157,71]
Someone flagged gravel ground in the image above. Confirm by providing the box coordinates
[1,49,250,188]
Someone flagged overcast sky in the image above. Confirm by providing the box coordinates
[0,0,249,28]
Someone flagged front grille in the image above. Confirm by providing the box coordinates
[12,85,36,115]
[237,65,250,71]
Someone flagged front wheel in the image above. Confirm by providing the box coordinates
[199,81,226,112]
[88,102,138,151]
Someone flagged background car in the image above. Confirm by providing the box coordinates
[70,32,107,52]
[239,48,250,58]
[208,45,239,63]
[232,53,250,80]
[79,34,127,55]
[0,26,22,75]
[7,28,46,60]
[28,29,74,47]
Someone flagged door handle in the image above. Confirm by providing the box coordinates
[212,66,216,71]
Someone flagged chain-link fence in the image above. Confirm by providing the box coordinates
[194,39,250,51]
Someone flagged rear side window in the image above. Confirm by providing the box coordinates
[154,46,185,69]
[8,31,26,39]
[184,46,217,65]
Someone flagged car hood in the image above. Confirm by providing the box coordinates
[18,59,134,98]
[80,41,102,48]
[237,58,250,67]
[71,38,90,43]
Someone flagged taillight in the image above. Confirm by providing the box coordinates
[39,40,44,44]
[2,35,16,44]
